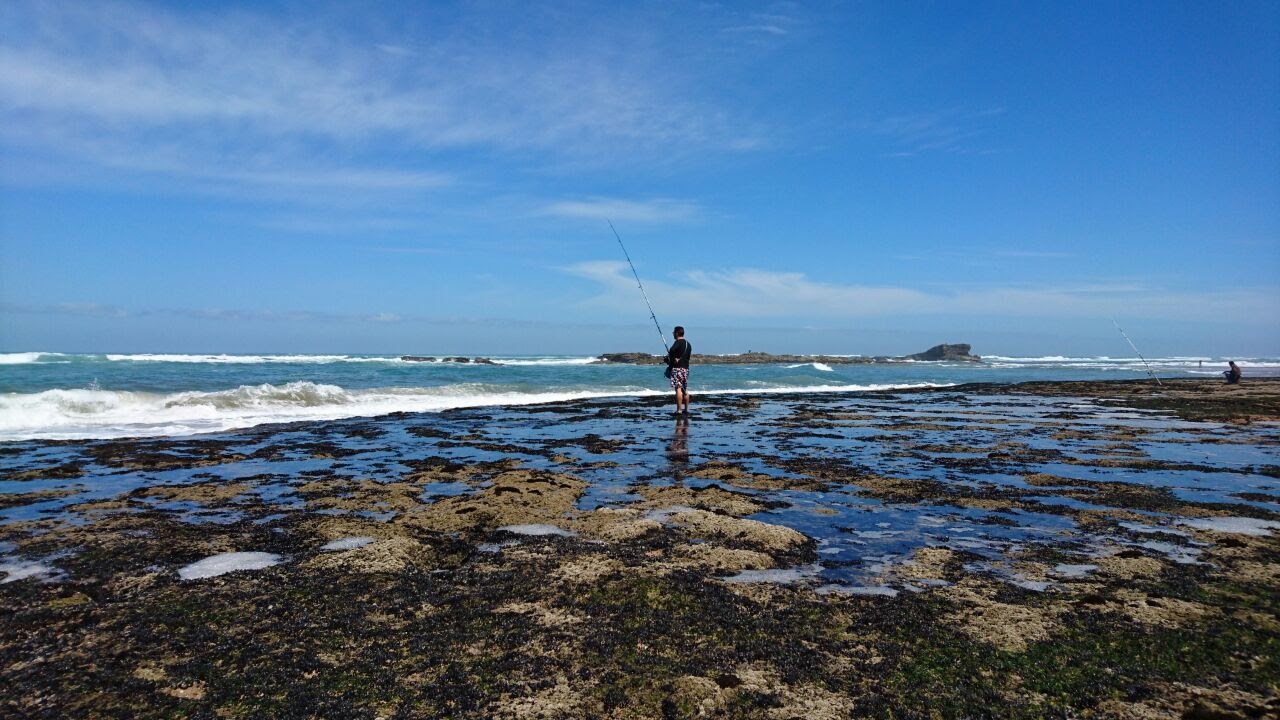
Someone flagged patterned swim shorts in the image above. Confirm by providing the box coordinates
[669,367,689,391]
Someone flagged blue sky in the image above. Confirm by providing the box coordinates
[1,0,1277,356]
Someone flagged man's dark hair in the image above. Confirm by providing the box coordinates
[673,326,685,337]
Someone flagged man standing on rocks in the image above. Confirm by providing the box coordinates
[666,326,692,416]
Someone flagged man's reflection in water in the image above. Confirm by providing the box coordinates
[665,414,690,477]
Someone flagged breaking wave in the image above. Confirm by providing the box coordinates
[784,362,835,372]
[488,357,599,366]
[0,352,71,364]
[0,380,950,441]
[102,353,401,364]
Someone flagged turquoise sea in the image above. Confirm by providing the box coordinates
[2,351,1275,441]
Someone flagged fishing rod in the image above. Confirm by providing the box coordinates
[1111,318,1163,387]
[609,220,669,354]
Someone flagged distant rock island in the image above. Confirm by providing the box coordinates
[400,356,497,364]
[399,344,981,365]
[597,343,981,365]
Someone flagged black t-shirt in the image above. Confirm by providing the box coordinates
[666,339,692,369]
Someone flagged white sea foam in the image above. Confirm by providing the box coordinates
[104,353,401,364]
[981,355,1280,371]
[498,524,576,537]
[0,381,954,441]
[1008,578,1053,592]
[178,552,283,580]
[1051,563,1098,578]
[1179,517,1280,536]
[784,362,835,372]
[0,352,44,364]
[489,357,599,366]
[0,352,71,364]
[816,584,899,597]
[0,558,57,583]
[723,564,822,584]
[320,537,376,551]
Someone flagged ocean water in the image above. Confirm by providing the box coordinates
[1,352,1275,441]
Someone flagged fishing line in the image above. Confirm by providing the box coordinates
[1111,318,1163,387]
[609,220,669,354]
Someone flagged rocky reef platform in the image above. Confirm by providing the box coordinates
[1,378,1277,718]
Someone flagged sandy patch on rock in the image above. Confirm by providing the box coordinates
[671,544,776,572]
[132,663,167,682]
[1093,589,1217,627]
[572,507,660,542]
[944,582,1062,652]
[402,469,586,534]
[637,485,765,517]
[902,547,955,581]
[160,681,207,700]
[66,499,131,513]
[551,554,622,584]
[1222,558,1280,586]
[1095,552,1166,580]
[668,509,808,552]
[688,461,821,491]
[490,675,589,720]
[299,478,427,514]
[495,601,585,628]
[1095,681,1280,720]
[1018,471,1080,486]
[141,481,249,504]
[303,534,430,574]
[670,666,852,720]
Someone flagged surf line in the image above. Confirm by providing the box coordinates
[1111,318,1163,387]
[608,220,669,355]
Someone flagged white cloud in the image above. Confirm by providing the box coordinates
[538,198,701,223]
[723,25,788,36]
[563,262,1280,323]
[0,0,747,201]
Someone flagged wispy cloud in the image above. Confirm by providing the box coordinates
[538,198,701,223]
[563,262,1279,323]
[723,25,789,36]
[992,250,1074,259]
[862,107,1007,156]
[0,1,751,202]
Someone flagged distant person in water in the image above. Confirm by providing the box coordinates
[666,326,692,416]
[1224,361,1242,384]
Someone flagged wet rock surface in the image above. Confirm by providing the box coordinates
[1,379,1278,718]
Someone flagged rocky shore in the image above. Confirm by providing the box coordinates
[398,343,982,365]
[1,379,1277,718]
[598,343,982,365]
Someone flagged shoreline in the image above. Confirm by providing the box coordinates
[7,376,1276,446]
[2,378,1278,717]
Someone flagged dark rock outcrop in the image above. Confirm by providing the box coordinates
[597,343,982,365]
[400,356,497,364]
[903,344,980,362]
[598,352,667,365]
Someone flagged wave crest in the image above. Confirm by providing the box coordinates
[0,380,950,441]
